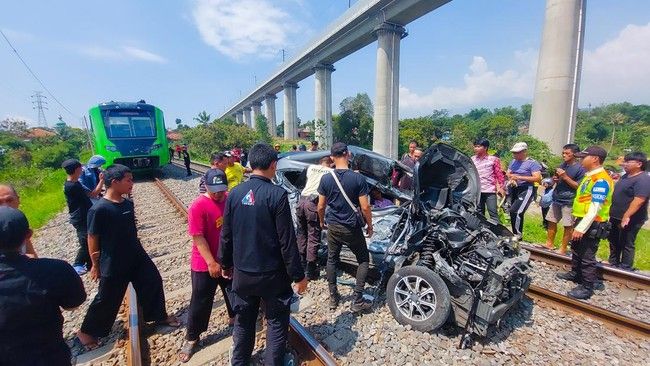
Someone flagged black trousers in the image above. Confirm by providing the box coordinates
[184,162,191,175]
[186,271,234,341]
[478,193,499,221]
[296,197,321,275]
[509,185,536,236]
[229,289,292,366]
[571,234,600,286]
[72,223,92,269]
[80,256,167,337]
[608,218,642,270]
[326,223,369,301]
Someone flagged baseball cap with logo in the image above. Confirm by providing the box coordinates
[204,169,228,192]
[575,145,607,160]
[510,142,528,153]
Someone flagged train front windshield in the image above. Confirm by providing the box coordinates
[104,109,156,138]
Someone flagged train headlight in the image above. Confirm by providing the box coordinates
[106,145,119,152]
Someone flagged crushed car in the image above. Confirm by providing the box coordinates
[274,143,531,345]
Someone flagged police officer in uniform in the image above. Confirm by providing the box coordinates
[218,143,307,366]
[557,146,613,300]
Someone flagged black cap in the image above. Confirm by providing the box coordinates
[575,145,607,160]
[331,142,348,157]
[61,158,81,170]
[0,206,29,249]
[204,169,228,193]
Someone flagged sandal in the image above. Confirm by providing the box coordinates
[157,315,181,327]
[178,340,197,363]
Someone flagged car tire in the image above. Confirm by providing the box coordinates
[386,265,451,332]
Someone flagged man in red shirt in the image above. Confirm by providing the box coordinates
[179,169,234,363]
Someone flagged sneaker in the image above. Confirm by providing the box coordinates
[329,293,340,310]
[350,298,372,313]
[567,284,593,300]
[74,265,87,276]
[556,271,580,283]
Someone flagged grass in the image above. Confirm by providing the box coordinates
[13,169,68,230]
[520,213,649,271]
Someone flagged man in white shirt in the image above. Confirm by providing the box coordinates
[296,156,333,279]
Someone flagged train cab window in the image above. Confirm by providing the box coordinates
[104,110,156,138]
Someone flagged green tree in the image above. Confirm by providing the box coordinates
[193,111,211,125]
[255,115,272,143]
[333,93,374,148]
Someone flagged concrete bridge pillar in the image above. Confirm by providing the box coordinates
[530,0,585,154]
[243,107,252,128]
[236,110,244,124]
[314,64,335,149]
[252,101,263,128]
[283,82,299,140]
[265,94,278,137]
[372,23,407,160]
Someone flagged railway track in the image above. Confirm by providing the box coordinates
[164,161,649,343]
[523,243,650,290]
[151,177,338,366]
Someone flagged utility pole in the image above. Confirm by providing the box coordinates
[31,91,48,127]
[281,49,285,62]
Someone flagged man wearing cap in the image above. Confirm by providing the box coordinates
[219,143,307,366]
[506,142,542,237]
[179,169,234,363]
[557,146,613,299]
[274,143,281,152]
[296,156,333,280]
[198,153,228,194]
[471,138,505,222]
[79,155,106,202]
[62,159,95,275]
[0,184,37,258]
[317,142,373,313]
[0,206,86,365]
[608,152,650,270]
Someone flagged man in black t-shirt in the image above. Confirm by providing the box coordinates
[62,159,95,275]
[608,152,650,270]
[317,142,373,313]
[75,164,179,350]
[0,206,86,366]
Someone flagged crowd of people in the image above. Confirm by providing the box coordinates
[0,135,647,365]
[470,139,649,299]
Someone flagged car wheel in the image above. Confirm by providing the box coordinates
[386,265,451,332]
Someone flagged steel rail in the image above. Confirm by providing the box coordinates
[527,284,650,338]
[522,244,650,290]
[126,283,142,366]
[153,177,337,365]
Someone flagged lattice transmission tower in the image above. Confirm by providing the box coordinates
[31,91,48,127]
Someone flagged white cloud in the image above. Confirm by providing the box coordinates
[78,45,167,63]
[399,49,537,113]
[0,28,35,42]
[122,46,167,63]
[191,0,303,60]
[580,23,650,106]
[399,22,650,114]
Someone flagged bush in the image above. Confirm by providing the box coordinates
[31,142,75,169]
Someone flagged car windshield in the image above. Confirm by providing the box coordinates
[104,109,155,138]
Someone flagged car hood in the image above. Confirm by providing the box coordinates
[413,143,480,209]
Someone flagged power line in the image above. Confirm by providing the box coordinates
[0,29,78,119]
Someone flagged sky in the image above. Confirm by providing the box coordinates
[1,0,649,129]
